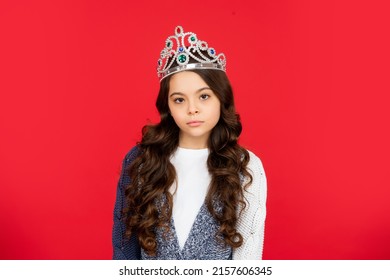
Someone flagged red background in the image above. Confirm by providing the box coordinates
[1,0,389,259]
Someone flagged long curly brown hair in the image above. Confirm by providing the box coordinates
[123,69,253,256]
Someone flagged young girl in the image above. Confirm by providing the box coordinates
[112,26,267,260]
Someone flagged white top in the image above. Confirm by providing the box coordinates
[169,147,267,259]
[169,147,210,249]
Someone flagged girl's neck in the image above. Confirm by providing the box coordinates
[178,137,208,149]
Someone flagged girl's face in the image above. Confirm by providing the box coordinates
[168,71,221,149]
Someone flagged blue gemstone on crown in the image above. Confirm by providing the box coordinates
[208,48,217,57]
[179,47,184,52]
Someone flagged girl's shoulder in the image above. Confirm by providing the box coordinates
[245,149,266,175]
[123,145,141,166]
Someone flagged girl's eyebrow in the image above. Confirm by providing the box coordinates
[169,87,211,97]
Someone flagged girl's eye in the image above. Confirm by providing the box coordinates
[200,94,210,100]
[174,98,185,104]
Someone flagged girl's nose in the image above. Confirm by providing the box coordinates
[188,102,199,115]
[189,108,199,114]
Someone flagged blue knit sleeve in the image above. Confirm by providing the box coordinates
[112,146,141,259]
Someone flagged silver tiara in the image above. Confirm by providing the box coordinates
[157,26,226,81]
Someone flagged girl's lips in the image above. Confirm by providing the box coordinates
[187,121,204,127]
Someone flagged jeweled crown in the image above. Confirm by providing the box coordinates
[157,26,226,81]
